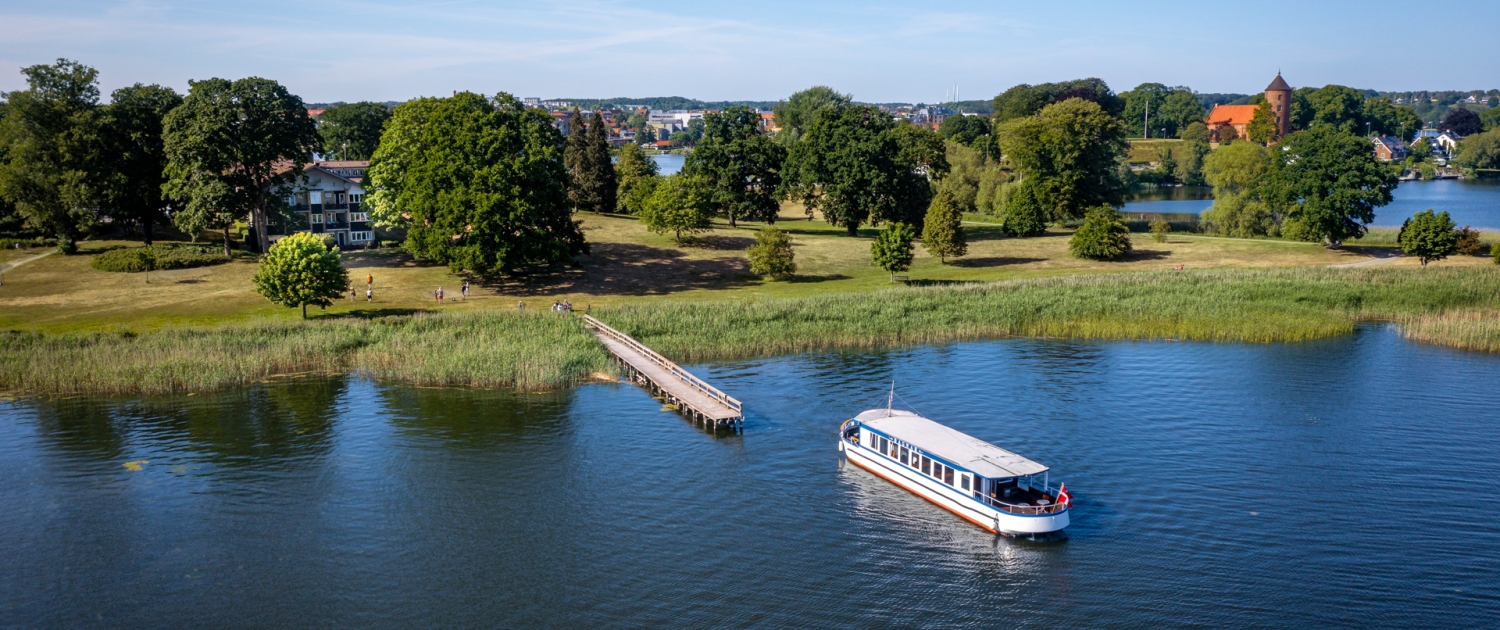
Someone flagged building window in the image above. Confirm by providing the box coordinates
[350,212,368,222]
[311,214,324,224]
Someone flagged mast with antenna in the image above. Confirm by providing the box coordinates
[887,381,896,414]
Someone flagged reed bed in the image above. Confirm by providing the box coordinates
[599,266,1500,362]
[354,311,614,390]
[0,311,612,397]
[1400,311,1500,353]
[4,266,1499,396]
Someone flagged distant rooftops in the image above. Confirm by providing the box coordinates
[1265,73,1292,92]
[1206,104,1258,126]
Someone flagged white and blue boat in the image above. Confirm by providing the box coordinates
[840,403,1070,536]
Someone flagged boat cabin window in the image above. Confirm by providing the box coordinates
[899,446,909,465]
[921,456,931,476]
[943,466,954,486]
[878,436,888,454]
[960,474,970,491]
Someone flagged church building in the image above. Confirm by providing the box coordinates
[1206,73,1292,142]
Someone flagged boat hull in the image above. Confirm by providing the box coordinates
[842,439,1069,535]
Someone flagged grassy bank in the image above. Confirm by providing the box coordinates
[4,267,1498,397]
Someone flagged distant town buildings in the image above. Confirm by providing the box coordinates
[1371,136,1408,161]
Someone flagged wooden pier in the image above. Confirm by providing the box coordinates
[582,315,744,430]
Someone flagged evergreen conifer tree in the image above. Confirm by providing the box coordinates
[565,110,592,212]
[586,112,617,214]
[1068,205,1133,260]
[614,143,660,214]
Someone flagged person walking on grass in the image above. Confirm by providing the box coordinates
[461,280,469,300]
[366,273,373,289]
[436,286,444,302]
[366,287,372,303]
[350,284,357,301]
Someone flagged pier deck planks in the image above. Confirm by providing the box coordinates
[583,315,744,428]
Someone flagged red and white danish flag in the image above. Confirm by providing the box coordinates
[1056,483,1072,508]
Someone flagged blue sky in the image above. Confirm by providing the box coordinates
[3,0,1498,104]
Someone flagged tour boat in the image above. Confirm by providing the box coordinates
[839,403,1070,536]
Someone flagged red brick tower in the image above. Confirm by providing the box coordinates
[1265,73,1293,139]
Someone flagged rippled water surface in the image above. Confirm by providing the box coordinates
[4,327,1499,627]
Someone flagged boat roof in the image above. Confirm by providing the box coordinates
[855,409,1049,478]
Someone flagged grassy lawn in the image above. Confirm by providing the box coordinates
[0,205,1493,334]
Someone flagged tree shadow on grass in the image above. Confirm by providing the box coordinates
[785,273,854,283]
[964,225,1011,242]
[485,242,757,297]
[322,307,432,320]
[689,234,756,250]
[1120,249,1171,262]
[949,256,1046,268]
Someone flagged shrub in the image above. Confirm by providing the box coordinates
[1149,217,1171,243]
[1398,210,1458,267]
[1455,226,1483,256]
[1002,179,1049,237]
[1069,206,1133,261]
[89,244,231,272]
[0,236,57,249]
[746,225,797,280]
[56,238,78,255]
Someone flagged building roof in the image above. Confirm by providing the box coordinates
[1266,73,1292,92]
[307,108,326,118]
[1207,104,1259,126]
[855,409,1049,478]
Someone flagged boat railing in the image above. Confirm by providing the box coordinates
[976,493,1067,516]
[582,315,743,417]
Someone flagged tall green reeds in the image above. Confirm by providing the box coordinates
[599,266,1500,362]
[1401,311,1500,353]
[4,267,1500,397]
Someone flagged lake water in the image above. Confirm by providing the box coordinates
[4,326,1499,627]
[1123,179,1500,229]
[650,153,685,176]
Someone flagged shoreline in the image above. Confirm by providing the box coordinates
[3,266,1499,398]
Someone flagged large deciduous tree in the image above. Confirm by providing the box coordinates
[996,98,1128,223]
[785,105,902,235]
[364,97,440,228]
[991,78,1124,124]
[1441,109,1483,136]
[683,106,785,226]
[1121,83,1203,138]
[0,59,105,245]
[317,102,391,160]
[639,173,713,243]
[99,83,182,245]
[772,86,851,145]
[939,115,990,146]
[163,77,321,253]
[1455,128,1500,170]
[369,92,586,273]
[1262,127,1397,246]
